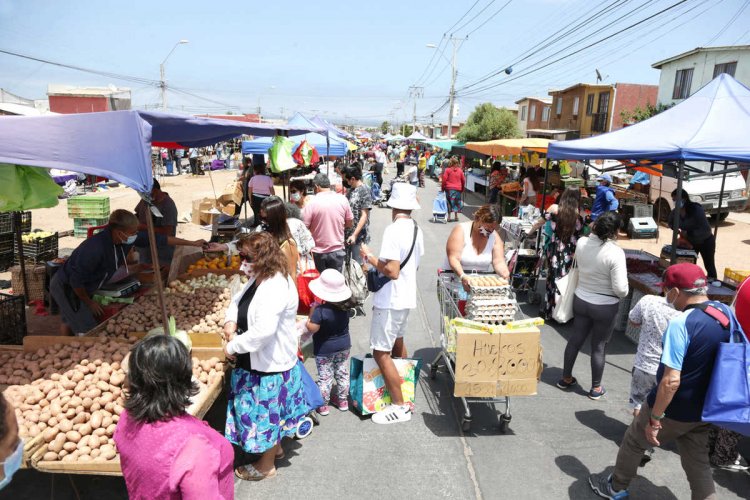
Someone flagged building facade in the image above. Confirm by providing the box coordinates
[651,45,750,105]
[547,82,658,139]
[515,97,552,135]
[47,85,131,114]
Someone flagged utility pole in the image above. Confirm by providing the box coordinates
[160,40,189,112]
[446,37,466,139]
[409,86,423,134]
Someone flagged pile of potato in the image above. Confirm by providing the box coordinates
[105,288,231,337]
[1,339,226,465]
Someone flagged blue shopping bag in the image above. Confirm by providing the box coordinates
[298,360,324,409]
[701,308,750,436]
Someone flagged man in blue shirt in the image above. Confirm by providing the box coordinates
[590,173,619,221]
[589,263,730,499]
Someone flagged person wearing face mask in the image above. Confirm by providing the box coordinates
[288,179,310,209]
[222,232,310,481]
[668,189,717,279]
[50,209,205,335]
[133,178,178,266]
[445,204,510,293]
[589,263,734,500]
[590,173,619,221]
[0,394,22,491]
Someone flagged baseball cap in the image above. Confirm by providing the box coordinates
[596,173,613,183]
[657,263,707,289]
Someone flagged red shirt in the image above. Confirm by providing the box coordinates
[442,166,465,192]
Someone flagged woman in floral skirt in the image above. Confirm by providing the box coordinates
[529,187,584,319]
[222,232,311,481]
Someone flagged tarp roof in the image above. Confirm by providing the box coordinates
[242,113,349,156]
[425,140,463,150]
[466,138,552,156]
[0,110,323,193]
[407,131,428,141]
[310,115,355,141]
[547,74,750,163]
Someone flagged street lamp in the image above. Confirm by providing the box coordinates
[160,39,189,111]
[427,38,463,139]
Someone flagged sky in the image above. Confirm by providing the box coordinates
[1,0,749,126]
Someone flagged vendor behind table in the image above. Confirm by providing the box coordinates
[667,189,717,280]
[134,178,178,266]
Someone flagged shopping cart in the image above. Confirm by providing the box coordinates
[429,270,514,433]
[505,227,543,305]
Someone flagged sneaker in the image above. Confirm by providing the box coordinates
[556,377,577,390]
[372,404,412,425]
[317,406,330,416]
[588,387,607,400]
[639,448,654,467]
[336,401,349,412]
[589,473,629,499]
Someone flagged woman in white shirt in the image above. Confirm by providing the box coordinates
[222,232,310,481]
[557,211,628,400]
[445,204,510,292]
[520,167,540,206]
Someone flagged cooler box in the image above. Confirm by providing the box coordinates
[627,217,658,239]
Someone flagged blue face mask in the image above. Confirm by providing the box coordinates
[674,199,684,209]
[122,232,137,245]
[0,439,24,490]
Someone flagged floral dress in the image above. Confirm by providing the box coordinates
[543,213,584,318]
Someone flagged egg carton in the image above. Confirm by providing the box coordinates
[469,285,514,298]
[465,298,517,309]
[464,313,517,324]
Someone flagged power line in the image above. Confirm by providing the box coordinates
[444,0,483,34]
[452,0,498,34]
[466,0,514,37]
[458,0,690,97]
[704,0,750,46]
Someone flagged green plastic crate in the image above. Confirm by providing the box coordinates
[73,217,108,238]
[67,196,111,218]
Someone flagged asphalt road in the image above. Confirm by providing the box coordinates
[3,169,748,499]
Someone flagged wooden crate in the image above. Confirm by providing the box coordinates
[30,347,225,476]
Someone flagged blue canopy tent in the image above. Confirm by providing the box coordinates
[548,73,750,264]
[242,113,348,157]
[0,109,322,326]
[310,115,356,141]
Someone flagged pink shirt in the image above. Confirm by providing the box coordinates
[114,411,234,500]
[303,190,353,253]
[248,174,274,196]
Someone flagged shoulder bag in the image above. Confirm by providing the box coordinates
[551,258,578,324]
[366,221,418,293]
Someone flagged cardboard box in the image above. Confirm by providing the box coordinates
[191,198,227,225]
[453,326,542,397]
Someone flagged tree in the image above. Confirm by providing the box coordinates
[620,102,673,125]
[455,103,519,142]
[400,124,414,137]
[380,121,391,134]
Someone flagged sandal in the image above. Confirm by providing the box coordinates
[275,449,286,460]
[234,464,277,481]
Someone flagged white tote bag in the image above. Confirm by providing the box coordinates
[551,261,579,324]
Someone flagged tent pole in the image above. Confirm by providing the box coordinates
[714,161,728,239]
[13,212,30,302]
[670,161,684,265]
[536,157,550,251]
[145,210,170,334]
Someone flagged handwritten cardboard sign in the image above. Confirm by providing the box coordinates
[454,327,541,397]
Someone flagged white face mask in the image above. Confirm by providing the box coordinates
[665,288,679,308]
[239,260,254,279]
[0,439,23,490]
[478,226,492,237]
[290,192,302,202]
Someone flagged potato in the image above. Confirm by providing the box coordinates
[62,441,77,453]
[90,448,101,458]
[78,423,92,436]
[42,427,58,443]
[49,436,65,453]
[100,447,117,460]
[42,452,58,462]
[90,412,102,429]
[65,430,82,443]
[58,419,73,433]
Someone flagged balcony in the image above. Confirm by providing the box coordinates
[591,112,608,133]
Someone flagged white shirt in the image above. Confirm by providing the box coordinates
[574,235,629,305]
[628,294,681,374]
[373,217,424,310]
[407,165,419,183]
[375,151,387,164]
[523,177,537,197]
[442,221,494,272]
[224,273,299,372]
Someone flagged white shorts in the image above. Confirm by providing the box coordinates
[370,307,410,352]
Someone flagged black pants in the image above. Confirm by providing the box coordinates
[396,162,404,177]
[692,235,717,279]
[250,194,268,226]
[189,157,201,175]
[373,163,383,187]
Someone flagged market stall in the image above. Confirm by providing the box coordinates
[548,73,750,341]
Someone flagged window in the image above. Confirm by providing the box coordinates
[555,97,562,116]
[713,61,737,78]
[530,104,537,121]
[572,96,580,116]
[542,106,550,122]
[520,105,527,121]
[586,94,595,115]
[672,68,693,99]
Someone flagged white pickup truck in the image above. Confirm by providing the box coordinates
[649,161,748,222]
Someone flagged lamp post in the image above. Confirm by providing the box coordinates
[427,38,464,139]
[160,39,189,111]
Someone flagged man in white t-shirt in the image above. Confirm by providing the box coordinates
[360,183,424,425]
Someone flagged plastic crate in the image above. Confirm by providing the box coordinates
[0,292,27,345]
[67,196,110,218]
[724,268,750,287]
[14,232,58,264]
[73,217,108,238]
[0,211,32,234]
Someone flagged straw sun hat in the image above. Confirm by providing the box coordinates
[309,269,352,303]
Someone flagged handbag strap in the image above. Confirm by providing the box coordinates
[399,221,419,270]
[695,302,748,343]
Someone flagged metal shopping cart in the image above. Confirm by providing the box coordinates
[429,270,515,433]
[501,217,543,304]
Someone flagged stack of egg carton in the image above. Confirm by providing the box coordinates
[464,275,517,324]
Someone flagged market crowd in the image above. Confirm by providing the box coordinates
[2,145,748,500]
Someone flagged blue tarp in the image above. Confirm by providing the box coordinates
[0,110,323,193]
[242,112,348,156]
[548,74,750,163]
[310,115,355,141]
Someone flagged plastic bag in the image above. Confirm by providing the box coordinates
[268,136,296,173]
[0,164,63,211]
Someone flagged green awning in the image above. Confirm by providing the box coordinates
[425,140,464,150]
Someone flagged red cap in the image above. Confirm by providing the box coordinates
[657,263,707,289]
